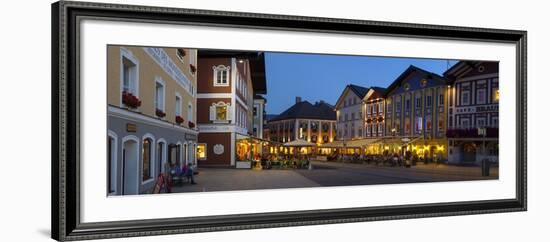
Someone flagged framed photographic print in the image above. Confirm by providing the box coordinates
[52,1,527,241]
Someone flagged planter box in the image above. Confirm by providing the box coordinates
[235,161,252,169]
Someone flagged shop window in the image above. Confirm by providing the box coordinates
[142,138,153,181]
[197,144,207,160]
[213,65,229,86]
[157,141,165,174]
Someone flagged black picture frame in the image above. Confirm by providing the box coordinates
[51,1,527,241]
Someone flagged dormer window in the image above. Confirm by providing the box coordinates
[213,65,230,86]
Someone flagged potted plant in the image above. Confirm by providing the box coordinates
[175,115,184,125]
[155,109,166,118]
[121,91,141,109]
[188,121,195,128]
[189,64,197,74]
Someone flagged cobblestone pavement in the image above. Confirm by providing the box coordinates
[295,161,498,187]
[170,161,498,193]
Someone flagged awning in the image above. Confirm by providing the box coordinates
[320,138,381,148]
[283,139,316,147]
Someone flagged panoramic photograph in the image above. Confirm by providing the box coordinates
[106,45,499,196]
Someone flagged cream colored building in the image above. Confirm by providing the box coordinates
[106,46,198,195]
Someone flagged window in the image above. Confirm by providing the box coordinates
[439,93,444,106]
[373,104,377,113]
[351,113,355,120]
[493,89,499,103]
[188,103,193,123]
[378,123,383,134]
[367,104,371,114]
[477,88,486,104]
[253,106,258,117]
[209,102,231,122]
[155,79,165,111]
[461,91,470,105]
[396,100,402,113]
[492,117,499,127]
[415,97,421,109]
[142,138,153,181]
[405,99,411,112]
[189,50,197,65]
[461,119,470,128]
[173,96,181,119]
[122,55,138,95]
[426,95,432,107]
[197,143,206,160]
[379,103,384,113]
[345,113,348,121]
[213,65,230,86]
[477,118,486,127]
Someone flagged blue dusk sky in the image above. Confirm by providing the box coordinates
[264,52,458,115]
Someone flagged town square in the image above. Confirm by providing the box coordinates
[106,46,499,195]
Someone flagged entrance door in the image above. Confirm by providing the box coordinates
[122,139,139,195]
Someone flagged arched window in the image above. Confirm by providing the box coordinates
[142,138,153,181]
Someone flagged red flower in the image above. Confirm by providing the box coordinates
[122,91,141,109]
[155,109,166,118]
[189,64,197,73]
[175,115,184,124]
[177,48,186,57]
[188,121,195,128]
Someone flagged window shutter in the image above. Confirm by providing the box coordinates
[209,105,216,121]
[226,105,233,121]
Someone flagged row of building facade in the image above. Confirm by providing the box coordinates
[107,46,268,195]
[265,61,499,166]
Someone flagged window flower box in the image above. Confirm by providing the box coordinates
[175,115,184,124]
[155,109,166,118]
[188,121,195,128]
[122,91,141,109]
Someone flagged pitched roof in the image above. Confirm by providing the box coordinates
[370,86,387,94]
[269,100,336,122]
[383,65,448,96]
[348,84,370,99]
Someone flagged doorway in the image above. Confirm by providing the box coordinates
[122,138,139,195]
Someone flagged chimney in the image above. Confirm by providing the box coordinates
[295,96,302,104]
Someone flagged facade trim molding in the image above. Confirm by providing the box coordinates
[108,106,199,135]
